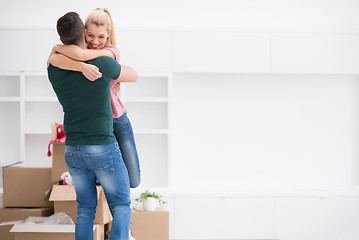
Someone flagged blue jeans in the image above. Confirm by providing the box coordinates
[113,111,141,188]
[65,142,131,240]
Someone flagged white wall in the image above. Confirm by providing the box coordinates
[1,0,359,32]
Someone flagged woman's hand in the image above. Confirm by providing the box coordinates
[80,63,102,81]
[112,82,121,94]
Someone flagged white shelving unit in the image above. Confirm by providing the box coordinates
[120,73,173,190]
[0,71,172,190]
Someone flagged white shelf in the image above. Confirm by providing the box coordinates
[171,187,359,198]
[0,71,23,76]
[132,187,359,198]
[0,97,20,102]
[124,97,169,103]
[25,130,52,135]
[23,71,48,76]
[134,129,169,134]
[25,97,58,102]
[138,73,172,78]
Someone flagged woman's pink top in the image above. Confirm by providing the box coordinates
[104,45,125,118]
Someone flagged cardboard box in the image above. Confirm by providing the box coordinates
[51,142,67,182]
[10,217,102,240]
[0,208,54,240]
[49,185,112,224]
[3,166,53,207]
[94,224,105,240]
[0,207,54,222]
[0,221,23,240]
[130,208,169,240]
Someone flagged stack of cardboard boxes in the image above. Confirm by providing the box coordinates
[47,126,170,240]
[49,142,170,240]
[1,164,54,240]
[0,134,107,240]
[0,125,170,240]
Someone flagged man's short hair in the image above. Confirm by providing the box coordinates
[57,12,84,45]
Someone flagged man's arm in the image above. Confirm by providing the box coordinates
[53,44,115,61]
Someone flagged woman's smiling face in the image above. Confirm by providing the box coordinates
[85,23,109,49]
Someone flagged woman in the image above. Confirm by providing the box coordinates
[49,8,141,189]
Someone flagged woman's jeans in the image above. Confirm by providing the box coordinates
[113,111,141,188]
[65,142,131,240]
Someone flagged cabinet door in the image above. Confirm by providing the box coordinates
[173,32,271,73]
[116,31,172,72]
[275,197,359,240]
[174,196,274,239]
[0,102,20,166]
[271,33,359,74]
[132,134,168,188]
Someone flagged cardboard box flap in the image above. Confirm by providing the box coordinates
[50,185,76,201]
[10,215,75,233]
[25,217,48,223]
[10,215,97,233]
[50,185,101,201]
[10,224,75,233]
[0,220,23,226]
[2,161,23,168]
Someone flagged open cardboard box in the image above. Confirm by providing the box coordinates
[50,185,112,224]
[10,217,103,240]
[0,207,54,222]
[107,208,169,240]
[50,123,68,183]
[51,142,67,183]
[0,208,54,240]
[2,163,53,208]
[0,221,23,240]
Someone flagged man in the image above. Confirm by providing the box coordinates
[47,12,137,240]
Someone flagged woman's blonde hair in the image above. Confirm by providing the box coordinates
[84,8,116,46]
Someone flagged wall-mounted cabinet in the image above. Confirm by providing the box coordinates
[116,31,173,73]
[271,33,359,74]
[173,31,271,73]
[275,197,359,240]
[174,196,274,239]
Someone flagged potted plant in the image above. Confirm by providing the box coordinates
[135,190,167,211]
